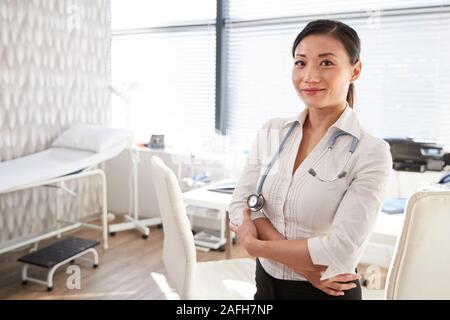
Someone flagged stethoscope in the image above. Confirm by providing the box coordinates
[247,121,359,212]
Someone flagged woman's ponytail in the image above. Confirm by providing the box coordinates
[347,83,355,108]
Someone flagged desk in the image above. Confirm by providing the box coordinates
[362,169,448,267]
[361,211,404,267]
[182,186,233,259]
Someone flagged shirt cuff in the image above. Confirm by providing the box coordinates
[307,236,333,266]
[229,206,244,226]
[307,236,355,281]
[229,206,266,224]
[250,211,266,221]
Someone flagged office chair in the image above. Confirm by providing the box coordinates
[385,190,450,299]
[149,156,256,300]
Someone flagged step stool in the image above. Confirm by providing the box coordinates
[18,236,100,292]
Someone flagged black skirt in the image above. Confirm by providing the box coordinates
[254,258,362,300]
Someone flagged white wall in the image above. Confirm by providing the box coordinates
[0,0,111,242]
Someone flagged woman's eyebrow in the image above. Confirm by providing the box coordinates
[294,52,337,57]
[318,52,337,57]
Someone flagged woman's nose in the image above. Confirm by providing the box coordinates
[303,66,320,83]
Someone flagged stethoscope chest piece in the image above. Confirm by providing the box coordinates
[247,193,265,212]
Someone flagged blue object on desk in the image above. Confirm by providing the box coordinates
[382,197,407,214]
[193,171,211,182]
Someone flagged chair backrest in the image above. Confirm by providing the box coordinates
[385,190,450,299]
[150,156,197,299]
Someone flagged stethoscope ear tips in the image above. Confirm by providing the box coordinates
[309,168,347,180]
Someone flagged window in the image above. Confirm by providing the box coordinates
[112,0,215,29]
[224,1,450,151]
[226,0,446,21]
[111,0,216,146]
[111,0,450,154]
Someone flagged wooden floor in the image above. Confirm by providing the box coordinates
[0,224,251,300]
[0,223,387,300]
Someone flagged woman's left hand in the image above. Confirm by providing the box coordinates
[229,208,258,255]
[301,270,360,296]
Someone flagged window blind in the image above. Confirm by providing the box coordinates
[112,0,216,30]
[112,29,216,145]
[111,0,216,146]
[226,0,447,21]
[224,3,450,151]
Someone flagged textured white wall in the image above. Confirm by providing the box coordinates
[0,0,111,242]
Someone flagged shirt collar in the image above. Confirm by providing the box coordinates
[282,104,361,141]
[282,108,308,130]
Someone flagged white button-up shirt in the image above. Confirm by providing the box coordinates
[229,106,393,281]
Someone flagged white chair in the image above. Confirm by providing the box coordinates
[385,190,450,299]
[150,156,256,300]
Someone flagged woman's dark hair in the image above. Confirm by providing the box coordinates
[292,19,361,108]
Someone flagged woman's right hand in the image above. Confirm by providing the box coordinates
[301,270,361,296]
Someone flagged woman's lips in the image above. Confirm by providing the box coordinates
[302,88,325,95]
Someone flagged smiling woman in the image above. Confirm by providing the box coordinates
[229,19,393,300]
[290,20,363,177]
[291,20,362,110]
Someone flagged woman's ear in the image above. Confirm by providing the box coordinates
[351,60,362,82]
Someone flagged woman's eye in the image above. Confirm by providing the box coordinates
[320,60,334,66]
[294,60,305,67]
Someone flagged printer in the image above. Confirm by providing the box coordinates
[384,137,448,172]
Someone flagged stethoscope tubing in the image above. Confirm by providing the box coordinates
[248,120,359,212]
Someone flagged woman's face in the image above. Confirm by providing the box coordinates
[292,34,361,110]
